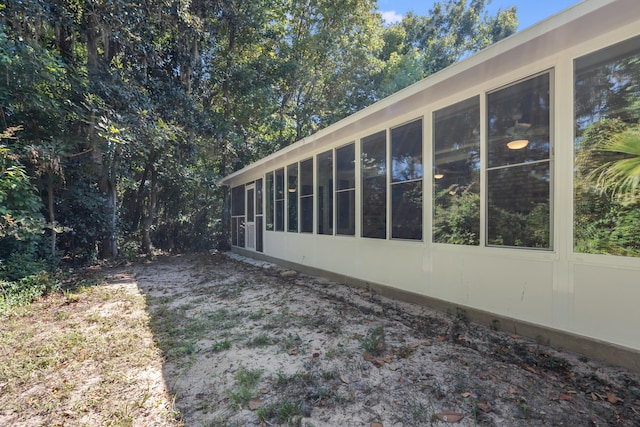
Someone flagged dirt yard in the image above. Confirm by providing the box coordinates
[2,252,640,426]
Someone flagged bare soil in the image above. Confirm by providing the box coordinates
[2,252,640,426]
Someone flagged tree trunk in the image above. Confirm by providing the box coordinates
[47,172,56,258]
[141,164,158,254]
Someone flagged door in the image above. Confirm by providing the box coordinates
[246,184,256,250]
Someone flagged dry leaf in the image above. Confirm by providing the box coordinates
[477,401,491,413]
[523,365,539,375]
[607,393,622,404]
[248,398,262,410]
[509,386,517,395]
[371,423,383,427]
[591,392,598,401]
[461,392,471,398]
[340,374,350,384]
[510,333,521,339]
[436,335,446,342]
[559,394,573,401]
[436,411,464,423]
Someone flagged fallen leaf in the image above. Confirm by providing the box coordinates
[607,393,623,404]
[436,411,464,423]
[371,423,383,427]
[477,401,491,413]
[248,398,262,410]
[461,392,471,398]
[340,374,350,384]
[437,335,446,341]
[510,334,521,339]
[509,386,517,395]
[523,365,539,375]
[259,388,268,394]
[591,392,598,401]
[559,394,573,401]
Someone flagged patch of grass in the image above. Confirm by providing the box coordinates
[280,332,302,353]
[0,283,179,426]
[226,367,263,409]
[236,367,263,388]
[360,324,386,356]
[256,399,304,425]
[211,338,232,352]
[247,333,277,348]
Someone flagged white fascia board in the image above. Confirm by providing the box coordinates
[218,0,627,186]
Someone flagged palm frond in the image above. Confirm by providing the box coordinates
[588,126,640,196]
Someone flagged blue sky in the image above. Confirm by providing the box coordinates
[378,0,583,30]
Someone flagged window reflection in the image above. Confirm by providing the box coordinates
[300,158,314,233]
[287,163,298,232]
[362,131,387,239]
[487,74,552,249]
[336,143,355,235]
[391,120,423,240]
[433,97,480,245]
[317,150,333,235]
[275,168,285,232]
[574,35,640,257]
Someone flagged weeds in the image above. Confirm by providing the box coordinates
[361,324,386,356]
[226,367,263,409]
[247,333,277,348]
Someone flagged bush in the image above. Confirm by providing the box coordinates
[0,272,59,314]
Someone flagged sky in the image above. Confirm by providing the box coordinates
[377,0,583,30]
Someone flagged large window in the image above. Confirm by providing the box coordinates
[390,120,423,240]
[336,143,356,235]
[317,150,334,235]
[361,131,387,239]
[574,36,640,257]
[274,168,285,231]
[487,73,552,249]
[287,163,298,232]
[433,97,480,245]
[300,158,314,233]
[231,184,245,247]
[265,172,274,231]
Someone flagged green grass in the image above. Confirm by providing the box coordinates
[360,324,386,355]
[226,367,263,409]
[247,333,277,348]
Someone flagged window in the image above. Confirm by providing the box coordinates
[361,131,387,239]
[274,168,285,231]
[266,172,274,231]
[317,150,333,235]
[287,163,298,232]
[255,178,263,252]
[391,119,423,240]
[433,97,480,245]
[487,73,552,249]
[336,143,356,235]
[300,158,314,233]
[231,184,245,246]
[574,36,640,257]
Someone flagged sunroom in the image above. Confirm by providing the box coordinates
[219,0,640,370]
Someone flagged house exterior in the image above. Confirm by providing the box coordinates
[219,0,640,371]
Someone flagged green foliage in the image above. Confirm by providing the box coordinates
[0,272,59,314]
[575,119,640,257]
[0,0,519,262]
[433,186,480,245]
[360,324,386,356]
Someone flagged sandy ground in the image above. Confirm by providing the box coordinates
[127,252,639,426]
[3,251,638,426]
